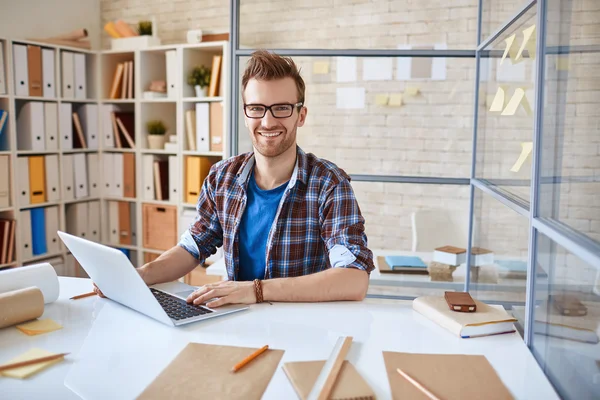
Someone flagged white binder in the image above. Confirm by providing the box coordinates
[78,104,99,149]
[61,51,75,98]
[42,48,56,98]
[17,102,46,151]
[166,50,177,98]
[59,103,73,150]
[142,155,155,200]
[101,104,118,148]
[168,155,179,202]
[16,157,30,206]
[74,53,87,99]
[45,206,60,254]
[102,153,113,197]
[66,203,88,238]
[87,153,100,198]
[195,103,210,152]
[0,155,9,207]
[19,210,33,260]
[88,201,101,243]
[73,153,89,198]
[44,154,60,202]
[112,152,124,197]
[13,44,29,96]
[108,201,119,244]
[43,102,58,151]
[62,154,75,201]
[0,42,6,94]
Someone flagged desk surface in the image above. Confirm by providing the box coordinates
[2,277,558,399]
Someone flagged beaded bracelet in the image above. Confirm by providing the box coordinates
[253,279,263,303]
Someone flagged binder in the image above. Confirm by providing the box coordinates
[73,153,89,198]
[165,50,177,98]
[209,102,224,152]
[153,160,168,201]
[87,153,101,197]
[44,154,60,202]
[41,48,56,98]
[168,156,179,203]
[30,207,47,256]
[27,45,43,97]
[17,102,46,151]
[118,201,131,245]
[0,41,6,94]
[74,53,87,99]
[72,111,87,148]
[62,154,74,201]
[61,51,75,98]
[123,153,136,198]
[112,152,124,197]
[0,155,9,207]
[43,102,59,151]
[101,104,118,148]
[121,61,129,99]
[185,156,211,204]
[19,210,33,260]
[130,202,137,245]
[109,63,124,99]
[102,153,113,197]
[13,44,29,96]
[108,201,119,244]
[127,60,133,99]
[45,206,60,254]
[78,104,99,149]
[195,103,210,152]
[142,155,155,200]
[59,103,73,150]
[88,201,101,243]
[28,156,46,204]
[208,55,222,97]
[16,157,30,206]
[66,202,87,238]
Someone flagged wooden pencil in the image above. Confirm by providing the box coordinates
[69,291,97,300]
[231,345,269,372]
[0,353,69,372]
[397,368,442,400]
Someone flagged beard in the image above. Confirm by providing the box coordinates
[251,120,298,158]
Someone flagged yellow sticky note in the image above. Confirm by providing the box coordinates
[501,88,532,116]
[0,348,65,379]
[510,142,533,172]
[489,86,508,112]
[375,93,389,106]
[404,87,420,96]
[16,318,63,336]
[515,24,536,62]
[500,34,518,65]
[448,82,460,100]
[556,56,570,71]
[389,93,403,106]
[312,61,329,75]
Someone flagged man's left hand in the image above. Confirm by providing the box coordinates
[186,281,256,308]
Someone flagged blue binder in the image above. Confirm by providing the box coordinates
[385,255,427,269]
[30,207,47,256]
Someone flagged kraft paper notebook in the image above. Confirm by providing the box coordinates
[283,360,375,400]
[137,343,284,400]
[382,351,514,400]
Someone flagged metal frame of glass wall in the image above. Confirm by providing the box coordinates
[228,0,600,350]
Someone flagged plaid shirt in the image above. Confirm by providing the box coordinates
[178,146,375,280]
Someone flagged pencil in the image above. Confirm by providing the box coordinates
[0,353,69,372]
[70,291,97,300]
[231,345,269,372]
[397,368,442,400]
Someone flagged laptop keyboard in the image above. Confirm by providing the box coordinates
[150,288,213,320]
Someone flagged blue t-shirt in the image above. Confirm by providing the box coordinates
[237,171,288,281]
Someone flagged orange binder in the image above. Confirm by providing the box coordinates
[27,45,43,97]
[209,102,223,152]
[123,153,136,198]
[28,156,46,204]
[118,201,131,245]
[185,156,212,204]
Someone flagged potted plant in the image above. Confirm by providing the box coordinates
[146,120,167,149]
[187,65,211,97]
[138,20,152,36]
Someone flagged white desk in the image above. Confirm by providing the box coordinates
[1,277,559,399]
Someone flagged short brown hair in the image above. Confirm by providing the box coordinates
[241,50,305,104]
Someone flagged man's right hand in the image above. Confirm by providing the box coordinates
[93,282,106,298]
[92,266,149,299]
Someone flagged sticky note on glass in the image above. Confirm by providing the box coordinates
[389,93,403,106]
[16,318,62,336]
[500,34,520,65]
[515,24,536,62]
[501,88,532,116]
[313,61,329,75]
[489,86,508,112]
[0,348,65,379]
[404,87,420,96]
[510,142,533,172]
[375,94,389,106]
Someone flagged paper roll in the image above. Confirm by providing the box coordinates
[0,263,59,304]
[0,287,44,329]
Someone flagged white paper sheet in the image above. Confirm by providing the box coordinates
[396,44,411,80]
[363,58,393,81]
[432,43,447,80]
[336,87,365,109]
[336,57,357,83]
[0,263,59,303]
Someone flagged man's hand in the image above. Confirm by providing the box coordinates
[93,282,106,298]
[186,281,256,308]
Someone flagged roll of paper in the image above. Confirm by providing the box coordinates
[0,287,44,329]
[0,263,59,304]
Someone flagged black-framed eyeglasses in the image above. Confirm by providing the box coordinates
[243,102,303,119]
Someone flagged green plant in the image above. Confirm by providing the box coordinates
[138,20,152,36]
[146,120,166,135]
[187,65,211,88]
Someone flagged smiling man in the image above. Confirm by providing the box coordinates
[95,50,374,307]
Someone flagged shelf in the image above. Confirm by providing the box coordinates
[140,149,178,155]
[17,150,60,155]
[64,197,100,205]
[20,201,60,210]
[62,148,99,154]
[182,97,223,103]
[182,150,224,157]
[101,99,135,103]
[61,98,99,103]
[0,151,11,155]
[0,207,14,213]
[182,203,197,208]
[0,262,17,269]
[141,199,178,206]
[104,197,137,203]
[0,94,9,99]
[14,95,59,102]
[103,148,136,153]
[23,251,64,264]
[179,41,227,50]
[140,98,176,103]
[12,38,96,53]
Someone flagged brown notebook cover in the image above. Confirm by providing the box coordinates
[137,343,284,400]
[114,111,135,148]
[382,351,514,400]
[27,45,43,97]
[283,360,375,400]
[435,246,466,254]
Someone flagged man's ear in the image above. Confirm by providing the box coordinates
[297,107,307,128]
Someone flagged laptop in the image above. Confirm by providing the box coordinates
[57,231,248,326]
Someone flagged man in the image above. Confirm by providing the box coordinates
[95,50,374,307]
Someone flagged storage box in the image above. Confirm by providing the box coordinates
[111,35,161,51]
[142,204,177,251]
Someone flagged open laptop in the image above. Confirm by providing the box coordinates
[57,231,248,326]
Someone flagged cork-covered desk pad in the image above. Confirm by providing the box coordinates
[137,343,284,400]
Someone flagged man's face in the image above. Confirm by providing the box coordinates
[243,77,306,158]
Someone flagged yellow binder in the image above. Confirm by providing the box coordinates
[28,156,46,204]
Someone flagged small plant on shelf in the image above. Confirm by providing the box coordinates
[138,20,152,36]
[187,65,211,97]
[146,120,167,149]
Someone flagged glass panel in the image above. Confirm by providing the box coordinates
[546,0,600,47]
[527,232,600,400]
[237,56,474,178]
[350,181,471,298]
[480,0,535,43]
[476,7,537,203]
[468,188,529,304]
[239,0,478,50]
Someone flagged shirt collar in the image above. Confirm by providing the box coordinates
[236,146,308,188]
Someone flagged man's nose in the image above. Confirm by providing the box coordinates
[260,110,279,129]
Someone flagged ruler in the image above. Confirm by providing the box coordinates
[307,336,353,400]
